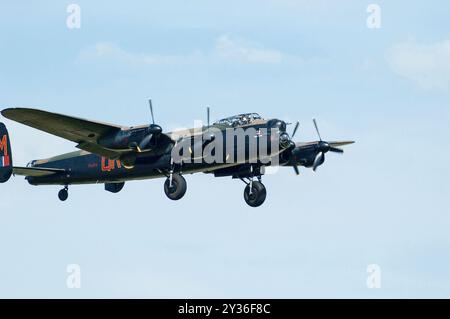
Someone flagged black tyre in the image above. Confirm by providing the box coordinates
[58,189,68,201]
[164,174,187,201]
[243,181,266,207]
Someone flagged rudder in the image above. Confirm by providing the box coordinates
[0,122,13,183]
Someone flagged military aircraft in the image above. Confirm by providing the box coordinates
[0,101,354,207]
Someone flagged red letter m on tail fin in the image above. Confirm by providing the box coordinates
[0,123,12,182]
[0,134,10,166]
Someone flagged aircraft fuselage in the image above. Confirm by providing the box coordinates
[26,119,293,186]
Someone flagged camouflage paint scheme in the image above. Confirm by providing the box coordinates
[0,107,353,206]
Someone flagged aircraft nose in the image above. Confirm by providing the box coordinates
[279,132,291,149]
[268,119,287,132]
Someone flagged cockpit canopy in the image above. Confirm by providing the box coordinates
[213,113,263,127]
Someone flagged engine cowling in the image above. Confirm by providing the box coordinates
[98,125,162,150]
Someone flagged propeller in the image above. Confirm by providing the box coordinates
[311,118,344,171]
[138,99,162,150]
[290,121,300,174]
[291,121,299,139]
[279,120,300,150]
[313,118,322,141]
[312,151,325,171]
[149,99,155,125]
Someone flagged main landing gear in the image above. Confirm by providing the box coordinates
[58,186,69,202]
[164,173,187,201]
[241,177,267,208]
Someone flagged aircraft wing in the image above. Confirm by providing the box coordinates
[1,108,174,160]
[1,107,136,159]
[1,108,125,145]
[13,166,65,177]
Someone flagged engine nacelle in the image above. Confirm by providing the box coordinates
[98,125,162,150]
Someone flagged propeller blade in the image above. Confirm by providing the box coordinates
[329,146,344,153]
[293,165,300,175]
[292,121,299,139]
[329,141,355,147]
[313,152,325,171]
[149,99,155,125]
[139,134,153,150]
[312,118,322,141]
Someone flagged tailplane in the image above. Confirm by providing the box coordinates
[0,122,13,183]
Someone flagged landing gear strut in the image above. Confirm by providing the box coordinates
[164,173,187,201]
[58,186,69,202]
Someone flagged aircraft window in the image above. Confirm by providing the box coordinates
[214,113,262,126]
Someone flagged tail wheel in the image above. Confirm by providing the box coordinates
[58,187,68,201]
[244,181,266,207]
[164,173,187,201]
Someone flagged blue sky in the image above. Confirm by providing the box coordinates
[0,1,449,298]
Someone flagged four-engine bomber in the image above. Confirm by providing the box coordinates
[0,102,354,207]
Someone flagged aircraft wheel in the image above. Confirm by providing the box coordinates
[58,188,68,201]
[164,174,187,201]
[244,181,266,207]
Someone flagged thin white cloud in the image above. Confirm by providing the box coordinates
[79,35,302,66]
[214,35,284,64]
[387,39,450,90]
[79,42,204,66]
